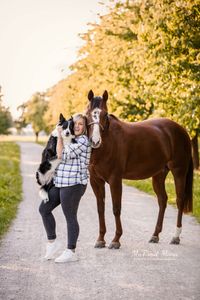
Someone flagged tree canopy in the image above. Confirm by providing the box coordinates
[19,0,199,166]
[0,86,12,134]
[45,0,199,139]
[18,92,48,141]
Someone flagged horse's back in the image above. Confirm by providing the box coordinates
[125,118,185,132]
[122,118,190,147]
[141,118,191,154]
[112,117,191,179]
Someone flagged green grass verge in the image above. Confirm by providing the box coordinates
[0,142,22,238]
[124,171,200,222]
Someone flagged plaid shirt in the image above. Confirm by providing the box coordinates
[54,135,91,187]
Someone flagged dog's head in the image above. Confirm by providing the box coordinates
[60,114,75,138]
[51,114,75,138]
[41,114,75,164]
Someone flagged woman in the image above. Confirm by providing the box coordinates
[39,113,91,263]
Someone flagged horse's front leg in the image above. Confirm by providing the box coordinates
[90,176,106,248]
[108,179,123,249]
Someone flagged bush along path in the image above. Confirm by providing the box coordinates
[0,142,200,300]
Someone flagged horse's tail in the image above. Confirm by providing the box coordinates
[183,156,193,213]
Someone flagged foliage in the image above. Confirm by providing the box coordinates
[45,0,199,136]
[137,0,200,137]
[40,0,200,167]
[44,78,76,129]
[0,108,12,134]
[0,87,12,134]
[15,103,28,134]
[0,142,22,238]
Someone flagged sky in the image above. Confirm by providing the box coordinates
[0,0,109,119]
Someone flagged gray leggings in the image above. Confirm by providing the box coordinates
[39,184,86,249]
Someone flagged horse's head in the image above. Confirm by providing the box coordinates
[86,90,109,149]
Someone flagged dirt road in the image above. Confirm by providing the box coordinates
[0,142,200,300]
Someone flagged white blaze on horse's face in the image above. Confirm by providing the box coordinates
[91,108,102,148]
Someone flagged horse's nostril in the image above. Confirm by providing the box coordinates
[92,141,101,149]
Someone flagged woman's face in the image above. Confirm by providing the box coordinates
[74,117,85,136]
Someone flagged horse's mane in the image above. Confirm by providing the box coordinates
[109,114,119,121]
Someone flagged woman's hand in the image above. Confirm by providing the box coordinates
[56,125,64,158]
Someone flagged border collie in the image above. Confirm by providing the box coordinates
[36,113,75,202]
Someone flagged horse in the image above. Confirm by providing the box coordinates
[86,90,193,249]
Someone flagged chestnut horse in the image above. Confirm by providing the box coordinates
[86,90,193,249]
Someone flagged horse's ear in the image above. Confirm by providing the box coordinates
[59,113,65,123]
[88,90,94,101]
[102,90,108,102]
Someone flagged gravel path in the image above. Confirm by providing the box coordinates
[0,142,200,300]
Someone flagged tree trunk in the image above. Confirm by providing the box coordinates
[191,133,199,170]
[35,132,39,143]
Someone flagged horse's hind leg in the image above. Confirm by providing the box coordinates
[90,176,106,248]
[149,168,169,243]
[170,168,186,245]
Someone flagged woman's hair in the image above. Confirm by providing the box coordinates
[73,113,87,135]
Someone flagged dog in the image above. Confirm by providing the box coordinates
[36,113,75,202]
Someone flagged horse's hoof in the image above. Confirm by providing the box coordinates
[108,242,121,249]
[149,236,159,243]
[170,237,180,245]
[94,241,106,248]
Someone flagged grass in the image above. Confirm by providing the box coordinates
[0,142,22,238]
[0,136,46,239]
[124,171,200,222]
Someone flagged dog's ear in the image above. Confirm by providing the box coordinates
[88,90,94,101]
[59,113,65,124]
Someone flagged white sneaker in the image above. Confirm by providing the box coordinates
[55,249,78,263]
[44,240,61,260]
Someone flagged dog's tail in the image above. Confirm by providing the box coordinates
[39,188,49,203]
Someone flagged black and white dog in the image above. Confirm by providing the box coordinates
[36,113,75,202]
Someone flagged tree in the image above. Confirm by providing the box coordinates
[0,86,12,134]
[19,92,48,142]
[16,103,28,134]
[95,0,200,166]
[45,0,199,167]
[136,0,200,168]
